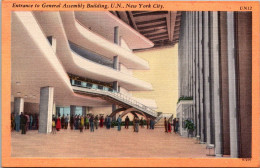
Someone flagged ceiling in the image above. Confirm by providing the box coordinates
[110,11,181,50]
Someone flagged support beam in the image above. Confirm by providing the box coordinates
[38,87,54,134]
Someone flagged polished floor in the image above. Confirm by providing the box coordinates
[11,126,214,158]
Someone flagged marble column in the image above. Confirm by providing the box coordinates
[39,87,54,134]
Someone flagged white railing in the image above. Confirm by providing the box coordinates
[71,82,157,117]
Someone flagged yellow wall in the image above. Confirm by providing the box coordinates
[132,45,178,116]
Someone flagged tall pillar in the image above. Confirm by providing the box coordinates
[114,26,119,45]
[52,103,56,115]
[219,12,231,155]
[113,56,119,70]
[39,87,54,134]
[14,97,24,115]
[70,105,76,116]
[227,12,238,158]
[195,12,200,137]
[198,11,205,143]
[82,106,87,116]
[210,12,222,157]
[192,12,196,126]
[203,11,211,145]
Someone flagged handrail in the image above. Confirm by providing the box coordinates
[71,83,157,117]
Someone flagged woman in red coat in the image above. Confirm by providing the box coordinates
[56,117,61,131]
[99,116,104,127]
[168,120,172,133]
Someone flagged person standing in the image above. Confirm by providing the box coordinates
[117,115,122,131]
[65,114,69,129]
[150,118,155,129]
[100,115,104,128]
[25,114,30,131]
[125,116,129,129]
[20,112,27,134]
[56,117,61,131]
[79,115,84,132]
[70,114,74,130]
[89,115,94,132]
[104,115,108,128]
[172,118,176,133]
[29,114,33,130]
[15,113,20,132]
[175,118,179,133]
[134,117,140,132]
[52,118,56,134]
[164,117,167,133]
[147,117,150,129]
[61,115,65,129]
[84,115,88,129]
[168,120,172,133]
[140,117,144,128]
[11,113,15,131]
[94,115,99,129]
[133,117,135,132]
[107,116,111,129]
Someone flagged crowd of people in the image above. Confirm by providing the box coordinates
[164,117,179,133]
[11,112,179,135]
[11,112,39,134]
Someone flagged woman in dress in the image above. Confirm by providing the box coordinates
[56,117,61,131]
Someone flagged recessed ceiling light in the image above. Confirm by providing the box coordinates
[16,82,21,85]
[24,95,28,98]
[17,92,21,95]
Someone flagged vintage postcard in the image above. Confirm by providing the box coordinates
[2,0,260,167]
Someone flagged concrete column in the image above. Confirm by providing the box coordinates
[14,97,24,115]
[187,12,191,97]
[227,12,238,158]
[195,12,200,137]
[203,11,211,145]
[192,12,196,125]
[114,26,119,45]
[70,105,76,116]
[219,12,231,155]
[82,106,87,116]
[52,103,56,115]
[113,56,119,70]
[198,11,205,143]
[210,12,222,157]
[38,87,54,134]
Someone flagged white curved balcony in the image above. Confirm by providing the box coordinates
[33,11,153,91]
[74,11,154,50]
[59,11,150,70]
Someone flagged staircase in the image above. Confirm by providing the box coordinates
[71,82,158,118]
